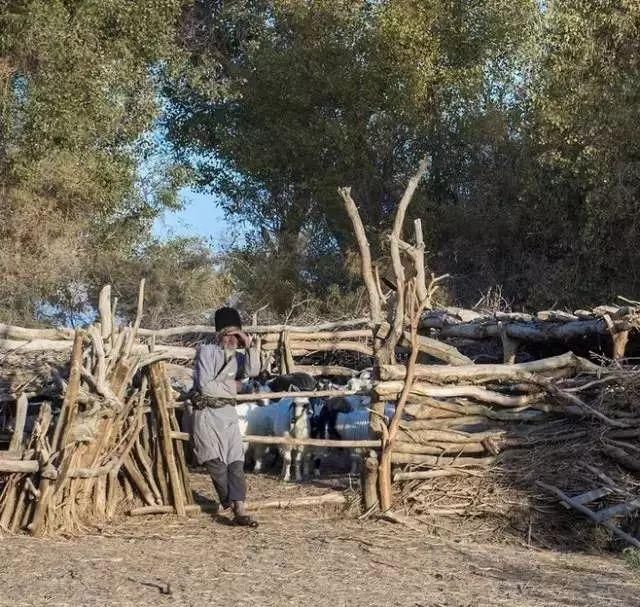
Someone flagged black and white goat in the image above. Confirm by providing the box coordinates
[245,373,317,482]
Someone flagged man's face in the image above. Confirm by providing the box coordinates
[220,330,240,349]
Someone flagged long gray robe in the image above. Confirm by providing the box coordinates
[191,344,260,465]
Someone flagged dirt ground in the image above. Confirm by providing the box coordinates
[1,470,638,607]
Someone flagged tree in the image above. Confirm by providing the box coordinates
[0,0,196,323]
[165,0,537,312]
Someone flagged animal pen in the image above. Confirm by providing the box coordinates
[2,159,640,550]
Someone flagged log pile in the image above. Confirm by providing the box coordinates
[0,285,193,535]
[376,354,640,547]
[422,303,640,362]
[337,157,640,548]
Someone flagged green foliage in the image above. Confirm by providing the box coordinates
[93,237,234,327]
[3,0,640,324]
[166,0,539,311]
[0,0,209,323]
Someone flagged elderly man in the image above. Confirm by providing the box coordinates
[191,306,260,527]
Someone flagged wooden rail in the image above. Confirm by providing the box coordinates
[242,435,381,449]
[233,388,368,402]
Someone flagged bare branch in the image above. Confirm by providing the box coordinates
[338,186,382,323]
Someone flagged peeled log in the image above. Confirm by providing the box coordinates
[377,382,543,408]
[396,428,504,444]
[376,321,472,366]
[0,323,74,341]
[400,416,493,430]
[379,352,593,382]
[129,492,347,516]
[393,441,487,455]
[263,340,373,356]
[436,316,633,342]
[137,319,371,339]
[403,401,546,422]
[0,338,195,361]
[394,469,481,481]
[0,459,39,473]
[390,453,496,467]
[262,329,372,342]
[405,332,473,366]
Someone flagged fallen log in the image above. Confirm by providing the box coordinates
[376,382,544,408]
[390,453,496,466]
[399,416,494,429]
[379,352,595,382]
[0,459,39,473]
[234,388,365,402]
[396,428,503,443]
[403,332,473,366]
[288,340,373,356]
[137,319,371,339]
[537,481,640,550]
[393,441,487,455]
[435,316,634,342]
[0,338,196,361]
[129,492,347,516]
[376,321,472,366]
[261,329,372,342]
[393,469,482,481]
[602,444,640,473]
[0,323,74,341]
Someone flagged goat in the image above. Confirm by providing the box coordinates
[274,395,313,482]
[246,393,313,482]
[268,372,317,393]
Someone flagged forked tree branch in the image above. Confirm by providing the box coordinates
[338,187,383,323]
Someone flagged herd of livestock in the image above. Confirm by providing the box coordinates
[181,370,394,482]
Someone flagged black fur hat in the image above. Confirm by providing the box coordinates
[214,307,242,332]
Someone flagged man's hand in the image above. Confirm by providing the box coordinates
[234,330,252,349]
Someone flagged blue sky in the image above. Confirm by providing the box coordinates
[153,187,244,247]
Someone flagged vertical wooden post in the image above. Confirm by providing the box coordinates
[378,308,422,512]
[163,372,193,505]
[498,322,519,364]
[150,362,186,516]
[6,403,52,532]
[282,330,294,374]
[362,452,379,511]
[98,285,112,342]
[29,330,84,536]
[9,393,28,452]
[612,329,630,360]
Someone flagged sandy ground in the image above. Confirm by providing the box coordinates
[1,471,638,607]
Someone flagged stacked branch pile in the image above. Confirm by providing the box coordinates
[0,285,194,535]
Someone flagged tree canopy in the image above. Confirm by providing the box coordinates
[2,0,639,322]
[0,0,230,324]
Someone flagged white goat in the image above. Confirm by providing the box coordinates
[246,395,312,482]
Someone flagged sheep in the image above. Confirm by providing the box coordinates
[236,381,272,438]
[345,368,374,393]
